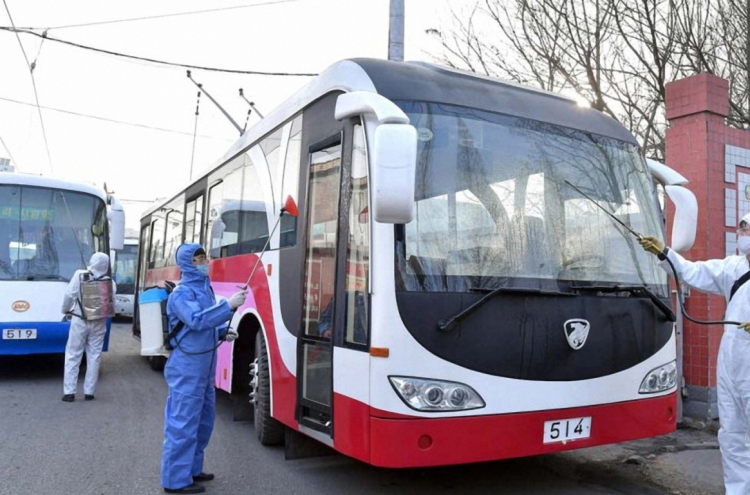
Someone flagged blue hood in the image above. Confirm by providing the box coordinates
[175,243,208,288]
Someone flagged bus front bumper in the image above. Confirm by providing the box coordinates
[368,393,676,468]
[0,320,111,355]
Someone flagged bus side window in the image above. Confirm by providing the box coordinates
[239,153,269,254]
[280,115,302,248]
[184,195,203,245]
[344,123,370,346]
[149,217,165,268]
[206,182,224,259]
[163,197,184,266]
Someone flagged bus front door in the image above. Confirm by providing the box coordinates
[297,138,343,438]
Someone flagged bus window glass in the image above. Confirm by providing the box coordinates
[261,128,282,204]
[207,158,244,258]
[193,196,203,244]
[396,101,667,295]
[206,183,223,259]
[0,185,105,280]
[184,197,203,245]
[303,142,342,340]
[138,224,150,291]
[239,153,269,253]
[163,197,184,265]
[150,217,165,266]
[280,115,302,248]
[219,161,244,257]
[344,124,369,345]
[113,243,137,294]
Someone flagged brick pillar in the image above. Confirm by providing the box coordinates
[665,73,750,419]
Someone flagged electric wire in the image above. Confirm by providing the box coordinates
[0,95,233,140]
[0,27,318,76]
[2,0,53,172]
[18,0,301,30]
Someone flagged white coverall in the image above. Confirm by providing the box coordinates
[61,252,116,396]
[660,247,750,494]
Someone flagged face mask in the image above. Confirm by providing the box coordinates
[195,264,209,276]
[739,236,750,255]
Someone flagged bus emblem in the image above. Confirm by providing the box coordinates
[563,319,590,350]
[12,300,30,312]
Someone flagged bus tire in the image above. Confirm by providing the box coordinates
[149,355,167,372]
[252,331,284,446]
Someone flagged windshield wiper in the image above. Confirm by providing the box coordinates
[570,284,675,322]
[437,286,575,332]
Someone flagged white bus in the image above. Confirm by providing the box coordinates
[112,238,138,318]
[135,58,696,467]
[0,171,125,355]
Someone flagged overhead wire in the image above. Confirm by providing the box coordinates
[0,27,318,76]
[2,0,54,172]
[17,0,301,30]
[0,95,234,141]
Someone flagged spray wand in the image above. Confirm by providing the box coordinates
[239,195,299,291]
[563,180,741,326]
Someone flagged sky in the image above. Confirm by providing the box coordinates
[0,0,468,231]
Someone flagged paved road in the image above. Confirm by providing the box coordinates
[0,322,674,495]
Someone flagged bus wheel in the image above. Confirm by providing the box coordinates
[149,356,166,372]
[251,331,284,445]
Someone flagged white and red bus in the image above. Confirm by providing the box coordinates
[134,58,697,467]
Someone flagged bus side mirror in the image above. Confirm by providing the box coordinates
[334,91,416,224]
[646,159,697,253]
[371,123,417,224]
[108,195,125,250]
[665,185,697,253]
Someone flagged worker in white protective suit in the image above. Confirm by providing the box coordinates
[61,252,116,402]
[640,212,750,495]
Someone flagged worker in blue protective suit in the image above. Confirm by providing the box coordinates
[640,211,750,495]
[160,243,246,494]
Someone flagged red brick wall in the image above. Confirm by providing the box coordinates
[665,73,750,395]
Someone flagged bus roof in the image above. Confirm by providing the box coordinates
[142,58,637,220]
[0,171,107,201]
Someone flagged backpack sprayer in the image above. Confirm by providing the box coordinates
[564,180,741,327]
[68,271,115,321]
[166,196,300,356]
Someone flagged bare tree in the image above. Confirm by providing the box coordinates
[430,0,749,160]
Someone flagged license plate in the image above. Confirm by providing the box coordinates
[543,416,592,444]
[2,329,37,340]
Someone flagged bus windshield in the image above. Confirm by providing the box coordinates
[396,102,667,295]
[113,243,137,294]
[0,185,107,281]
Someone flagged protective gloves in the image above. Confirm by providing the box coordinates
[228,289,247,310]
[225,329,239,342]
[638,235,665,256]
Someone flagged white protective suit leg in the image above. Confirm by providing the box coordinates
[83,319,107,396]
[63,317,89,395]
[717,329,750,495]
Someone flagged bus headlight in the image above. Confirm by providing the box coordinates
[639,361,677,394]
[389,376,485,411]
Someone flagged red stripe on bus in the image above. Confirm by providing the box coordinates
[366,393,676,468]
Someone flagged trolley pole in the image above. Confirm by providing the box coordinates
[388,0,405,62]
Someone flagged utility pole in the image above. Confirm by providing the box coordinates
[388,0,405,62]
